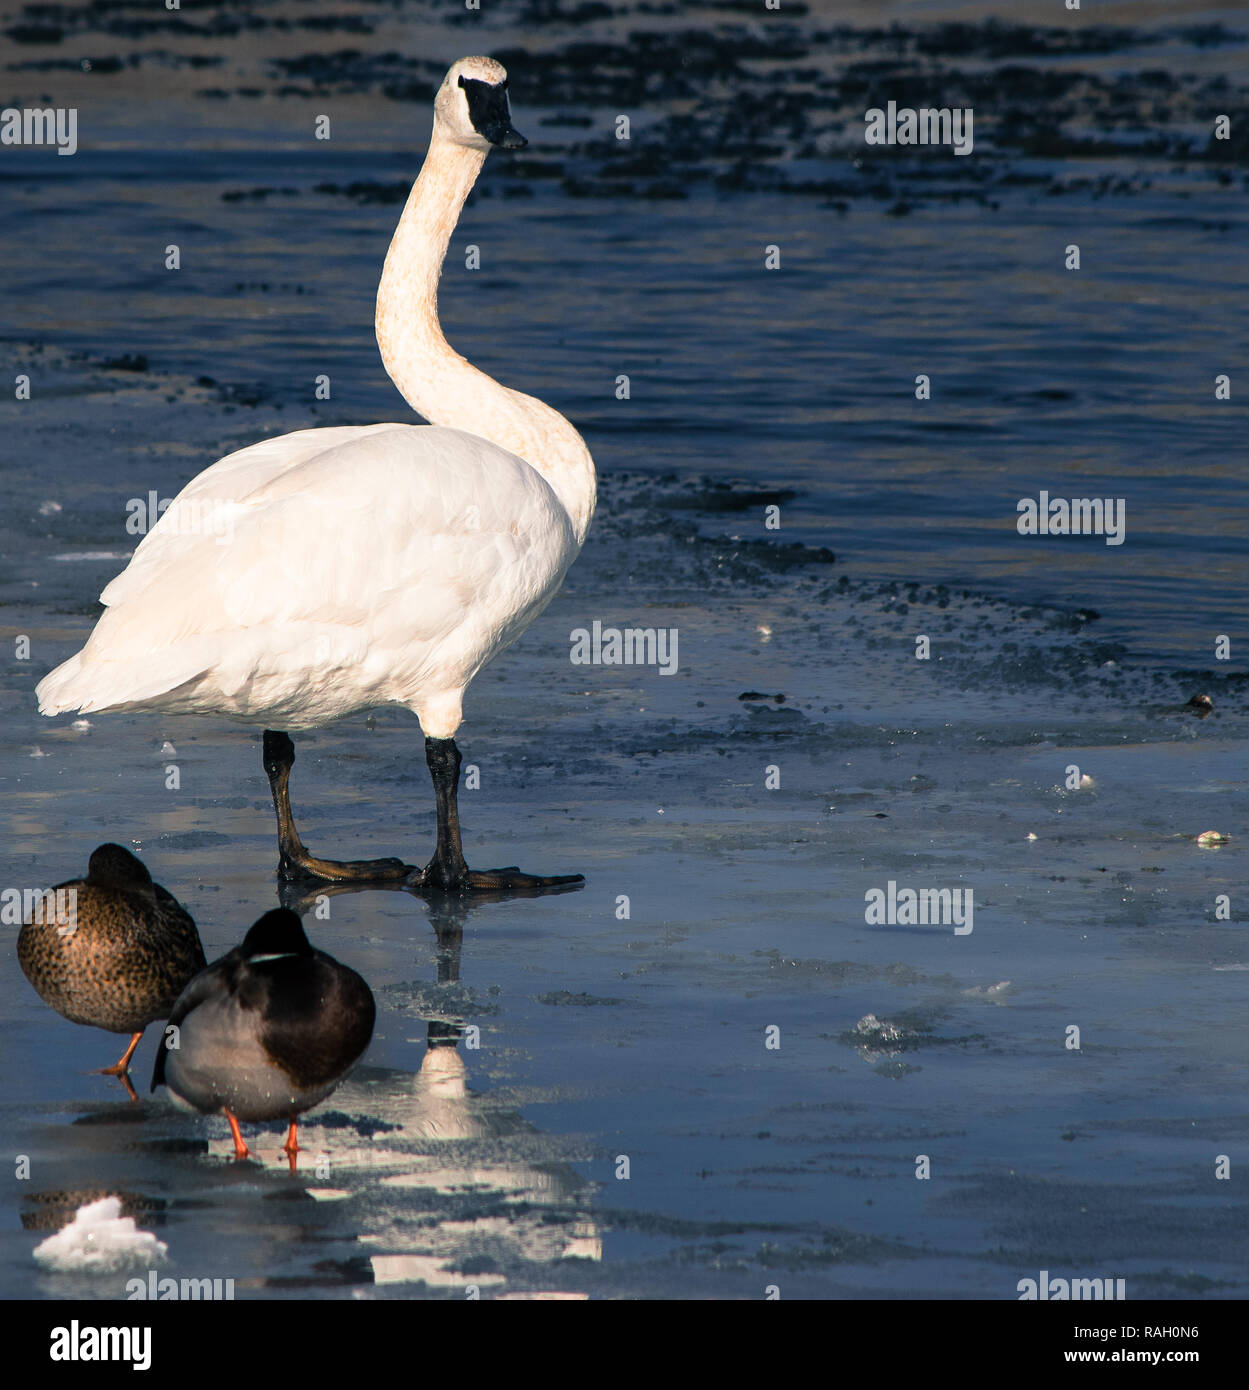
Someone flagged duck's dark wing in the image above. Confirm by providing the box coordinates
[150,954,239,1092]
[258,956,376,1090]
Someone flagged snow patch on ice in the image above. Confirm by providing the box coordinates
[33,1197,167,1273]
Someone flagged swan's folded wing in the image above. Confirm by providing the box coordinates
[100,424,409,609]
[43,426,575,716]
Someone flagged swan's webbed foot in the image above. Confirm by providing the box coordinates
[466,866,584,891]
[264,729,414,884]
[263,729,584,896]
[410,859,583,896]
[416,735,584,896]
[277,849,414,885]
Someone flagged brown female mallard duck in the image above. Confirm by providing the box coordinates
[17,844,206,1093]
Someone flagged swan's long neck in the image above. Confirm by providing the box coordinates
[375,129,596,546]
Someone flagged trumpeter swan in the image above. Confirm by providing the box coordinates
[17,844,206,1098]
[37,57,596,892]
[152,908,374,1164]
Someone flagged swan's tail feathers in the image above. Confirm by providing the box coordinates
[35,654,87,716]
[36,649,211,717]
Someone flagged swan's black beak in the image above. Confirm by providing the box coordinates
[486,120,527,151]
[459,75,528,150]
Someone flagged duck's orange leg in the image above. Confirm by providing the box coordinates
[113,1071,140,1103]
[283,1120,300,1173]
[94,1031,143,1077]
[224,1109,252,1160]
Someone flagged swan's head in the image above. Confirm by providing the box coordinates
[435,57,527,152]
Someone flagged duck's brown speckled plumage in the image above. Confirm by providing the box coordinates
[17,844,206,1037]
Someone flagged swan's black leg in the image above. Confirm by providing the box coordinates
[414,735,583,893]
[420,736,470,887]
[262,730,413,883]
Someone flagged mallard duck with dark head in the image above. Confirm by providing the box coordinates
[151,909,375,1164]
[17,844,206,1097]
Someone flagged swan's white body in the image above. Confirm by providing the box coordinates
[38,422,575,733]
[37,57,594,743]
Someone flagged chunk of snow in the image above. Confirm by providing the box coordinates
[33,1197,167,1272]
